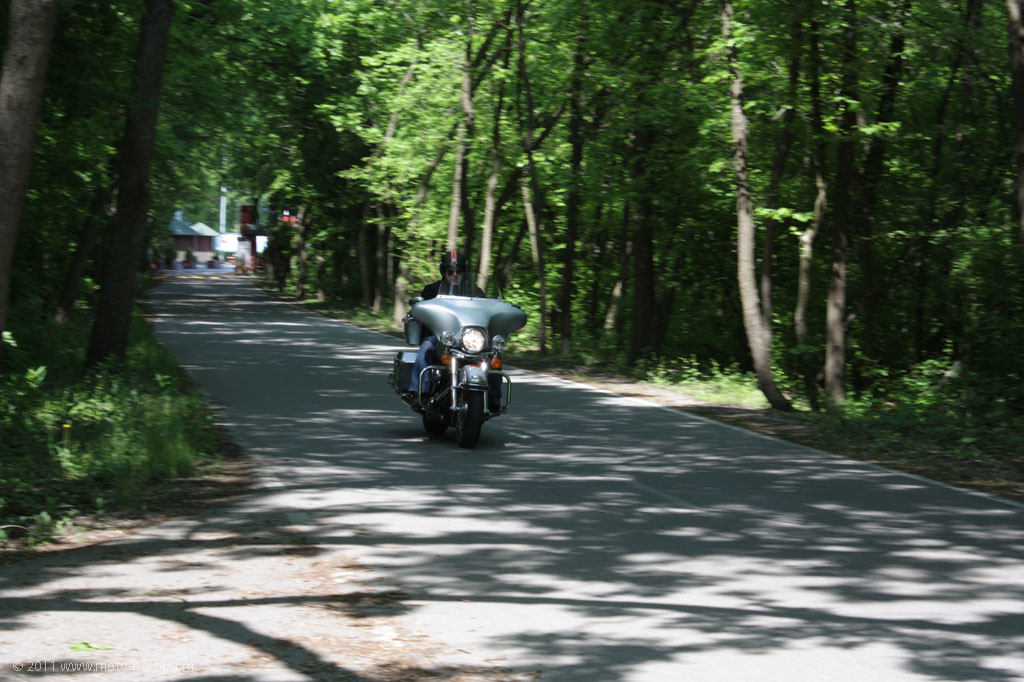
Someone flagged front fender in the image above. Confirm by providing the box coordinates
[458,363,490,390]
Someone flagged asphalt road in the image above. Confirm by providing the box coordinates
[2,272,1022,682]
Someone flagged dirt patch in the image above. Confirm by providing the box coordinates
[276,554,542,681]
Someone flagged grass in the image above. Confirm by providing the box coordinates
[789,393,1024,500]
[0,306,217,545]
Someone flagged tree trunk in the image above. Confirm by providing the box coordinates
[495,218,526,294]
[392,253,412,324]
[516,0,549,355]
[446,122,465,252]
[315,253,328,302]
[824,0,858,409]
[521,179,548,356]
[857,0,908,366]
[478,110,502,292]
[379,53,419,324]
[604,204,631,339]
[372,211,386,314]
[294,207,309,300]
[585,200,608,331]
[447,29,475,255]
[626,87,656,359]
[477,28,511,293]
[358,202,371,306]
[760,30,800,338]
[86,0,174,366]
[410,14,511,201]
[55,184,113,324]
[1008,0,1024,243]
[795,16,828,412]
[0,0,59,358]
[385,223,394,302]
[629,188,656,361]
[559,9,587,355]
[1007,0,1024,389]
[722,0,793,412]
[909,0,976,363]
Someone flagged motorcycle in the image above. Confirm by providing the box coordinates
[388,280,527,448]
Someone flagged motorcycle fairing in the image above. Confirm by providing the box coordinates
[411,295,527,344]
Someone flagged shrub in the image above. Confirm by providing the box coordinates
[0,311,215,542]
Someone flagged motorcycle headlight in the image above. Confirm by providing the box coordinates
[460,327,486,353]
[491,334,506,351]
[439,331,456,347]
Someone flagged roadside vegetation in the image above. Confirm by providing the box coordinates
[3,0,1024,544]
[0,285,217,546]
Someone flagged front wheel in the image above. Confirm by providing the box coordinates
[455,391,484,448]
[422,412,449,435]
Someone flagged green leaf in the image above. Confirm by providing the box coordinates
[70,642,115,652]
[26,366,47,389]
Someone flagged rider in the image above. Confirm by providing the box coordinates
[408,250,502,412]
[423,250,479,298]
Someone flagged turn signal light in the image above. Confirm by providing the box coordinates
[490,357,502,369]
[441,354,452,365]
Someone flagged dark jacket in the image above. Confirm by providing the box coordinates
[421,279,484,300]
[421,280,445,300]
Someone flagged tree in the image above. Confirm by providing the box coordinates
[0,0,59,359]
[6,0,1021,425]
[794,10,828,412]
[558,5,588,355]
[55,184,112,324]
[86,0,174,365]
[476,25,512,293]
[1009,0,1024,243]
[1007,0,1024,390]
[516,0,550,355]
[721,0,793,412]
[823,0,858,409]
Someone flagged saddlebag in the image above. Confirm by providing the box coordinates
[392,351,419,391]
[404,315,424,346]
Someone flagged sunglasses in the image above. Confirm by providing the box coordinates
[446,268,465,275]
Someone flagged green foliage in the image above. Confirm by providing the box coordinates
[0,311,215,543]
[645,358,769,408]
[801,356,1024,471]
[5,0,1024,510]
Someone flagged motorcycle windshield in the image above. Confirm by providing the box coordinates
[438,277,479,298]
[435,275,510,300]
[412,285,527,341]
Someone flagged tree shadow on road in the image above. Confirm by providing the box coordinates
[4,276,1020,681]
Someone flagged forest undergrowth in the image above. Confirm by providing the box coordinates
[0,294,219,546]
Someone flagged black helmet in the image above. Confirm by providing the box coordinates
[439,250,467,276]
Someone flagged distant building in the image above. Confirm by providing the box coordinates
[169,210,229,263]
[217,231,239,255]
